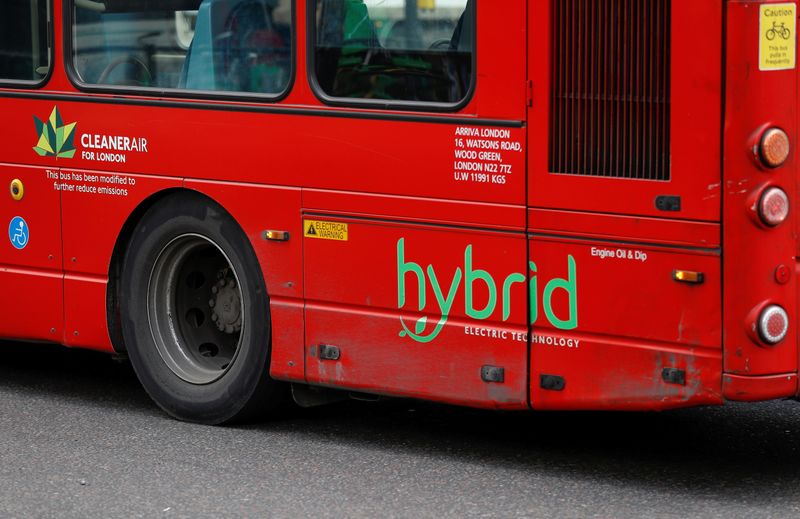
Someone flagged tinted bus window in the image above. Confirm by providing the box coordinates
[0,0,50,83]
[313,0,474,105]
[72,0,292,96]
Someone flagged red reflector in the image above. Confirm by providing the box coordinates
[759,305,789,345]
[759,187,790,227]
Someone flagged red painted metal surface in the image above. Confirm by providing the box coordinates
[0,0,797,413]
[0,165,63,342]
[0,266,62,342]
[723,373,798,402]
[722,1,799,400]
[303,217,528,408]
[535,337,723,410]
[528,236,723,409]
[549,0,671,181]
[528,208,720,249]
[529,0,723,221]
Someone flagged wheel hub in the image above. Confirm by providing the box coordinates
[210,272,242,334]
[146,234,245,385]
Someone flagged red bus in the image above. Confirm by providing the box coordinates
[0,0,796,424]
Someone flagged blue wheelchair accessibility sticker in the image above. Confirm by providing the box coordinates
[8,217,29,250]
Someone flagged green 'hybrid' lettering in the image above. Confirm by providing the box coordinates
[397,239,578,343]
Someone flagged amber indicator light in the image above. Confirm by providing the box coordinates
[673,270,704,284]
[760,128,791,168]
[263,230,290,242]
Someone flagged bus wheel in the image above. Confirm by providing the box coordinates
[120,192,285,424]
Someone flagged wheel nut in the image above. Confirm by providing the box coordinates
[208,299,215,308]
[211,312,218,321]
[212,286,218,294]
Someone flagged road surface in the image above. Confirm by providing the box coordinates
[0,340,798,518]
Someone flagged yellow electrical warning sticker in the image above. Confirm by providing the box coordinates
[760,3,796,71]
[304,220,349,241]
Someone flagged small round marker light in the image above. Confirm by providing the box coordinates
[758,305,789,345]
[760,128,791,168]
[758,187,789,227]
[9,179,24,201]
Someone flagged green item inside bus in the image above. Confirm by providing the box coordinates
[314,0,474,104]
[71,0,473,103]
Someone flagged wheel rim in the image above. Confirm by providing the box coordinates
[147,233,245,385]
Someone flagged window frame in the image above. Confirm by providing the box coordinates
[63,0,297,102]
[306,0,477,112]
[0,0,54,89]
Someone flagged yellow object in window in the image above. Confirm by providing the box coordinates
[418,0,435,10]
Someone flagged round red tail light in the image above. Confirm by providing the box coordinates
[759,187,790,227]
[758,305,789,345]
[760,128,791,168]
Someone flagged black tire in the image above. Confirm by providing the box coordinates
[120,191,286,424]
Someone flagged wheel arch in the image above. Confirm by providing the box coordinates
[112,187,287,423]
[106,187,198,353]
[107,186,277,353]
[107,182,303,386]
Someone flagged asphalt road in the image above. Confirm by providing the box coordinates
[0,341,799,519]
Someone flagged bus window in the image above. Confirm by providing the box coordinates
[71,0,292,96]
[312,0,474,106]
[0,0,50,83]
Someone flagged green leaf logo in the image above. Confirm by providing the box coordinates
[33,106,77,159]
[415,316,428,334]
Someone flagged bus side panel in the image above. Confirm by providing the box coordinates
[302,189,526,232]
[529,235,723,410]
[60,170,181,276]
[303,217,528,409]
[16,106,525,208]
[0,165,62,270]
[184,180,305,381]
[533,336,722,410]
[269,300,305,382]
[722,1,798,396]
[0,268,62,342]
[63,274,113,351]
[296,118,526,207]
[528,0,723,220]
[299,0,528,407]
[0,165,63,342]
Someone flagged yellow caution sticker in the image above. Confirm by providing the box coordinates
[760,3,796,71]
[304,220,349,241]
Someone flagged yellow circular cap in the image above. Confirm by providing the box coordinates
[10,179,24,201]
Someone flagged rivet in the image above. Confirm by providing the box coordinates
[775,264,791,285]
